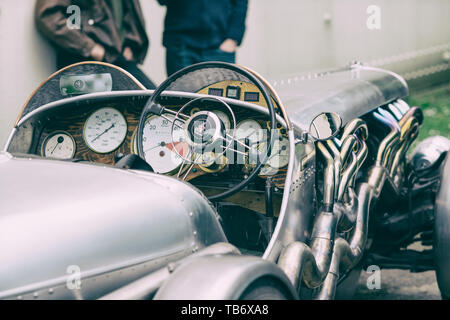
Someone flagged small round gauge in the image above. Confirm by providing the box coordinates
[42,131,76,159]
[83,107,127,153]
[259,136,290,176]
[236,119,264,144]
[141,114,190,174]
[213,110,231,130]
[198,152,227,173]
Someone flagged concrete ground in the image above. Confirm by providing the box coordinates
[353,243,442,300]
[354,269,442,300]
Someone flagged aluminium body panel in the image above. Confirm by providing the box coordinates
[0,152,226,299]
[272,65,409,132]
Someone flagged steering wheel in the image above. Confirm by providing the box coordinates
[136,62,277,201]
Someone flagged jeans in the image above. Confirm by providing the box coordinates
[166,45,236,76]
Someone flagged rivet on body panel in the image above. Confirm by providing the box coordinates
[167,263,176,273]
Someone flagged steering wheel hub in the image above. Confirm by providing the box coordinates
[185,111,225,151]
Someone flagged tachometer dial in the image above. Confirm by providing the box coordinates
[236,119,263,144]
[259,136,290,176]
[41,131,76,159]
[83,107,127,153]
[141,114,190,174]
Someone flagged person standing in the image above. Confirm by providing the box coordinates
[158,0,248,76]
[35,0,156,88]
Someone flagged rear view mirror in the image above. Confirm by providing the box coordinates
[309,112,342,141]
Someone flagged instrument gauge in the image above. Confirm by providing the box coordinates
[141,114,190,174]
[41,131,76,159]
[212,110,231,130]
[259,136,290,176]
[83,107,127,153]
[236,119,264,144]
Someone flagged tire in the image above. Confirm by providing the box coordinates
[434,154,450,299]
[239,277,293,300]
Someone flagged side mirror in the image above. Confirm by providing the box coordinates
[309,112,342,141]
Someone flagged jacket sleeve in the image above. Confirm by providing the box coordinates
[226,0,248,46]
[34,0,97,58]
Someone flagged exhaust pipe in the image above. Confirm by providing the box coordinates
[316,182,372,299]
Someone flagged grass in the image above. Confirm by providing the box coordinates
[408,84,450,142]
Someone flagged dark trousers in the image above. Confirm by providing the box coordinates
[114,57,156,89]
[57,52,156,89]
[166,45,236,76]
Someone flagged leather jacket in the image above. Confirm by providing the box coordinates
[35,0,149,64]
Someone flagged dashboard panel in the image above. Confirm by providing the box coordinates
[197,80,279,112]
[36,101,142,165]
[26,78,289,193]
[7,62,291,220]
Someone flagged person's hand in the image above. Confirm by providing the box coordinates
[219,39,238,53]
[90,44,105,61]
[123,47,134,61]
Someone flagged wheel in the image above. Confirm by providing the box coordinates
[239,277,292,300]
[434,153,450,299]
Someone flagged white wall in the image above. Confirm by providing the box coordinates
[1,0,449,148]
[0,0,56,149]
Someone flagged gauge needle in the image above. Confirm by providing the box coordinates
[91,123,115,143]
[144,142,163,153]
[51,136,65,155]
[165,141,189,157]
[144,141,189,157]
[244,129,257,140]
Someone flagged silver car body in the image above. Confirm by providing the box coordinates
[0,63,416,299]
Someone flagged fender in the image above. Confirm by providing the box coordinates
[154,255,298,300]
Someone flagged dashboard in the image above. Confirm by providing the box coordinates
[32,93,289,188]
[9,63,290,215]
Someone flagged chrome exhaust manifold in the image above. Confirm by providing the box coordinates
[278,99,422,299]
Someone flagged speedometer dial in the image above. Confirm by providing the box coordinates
[142,114,190,174]
[83,107,127,153]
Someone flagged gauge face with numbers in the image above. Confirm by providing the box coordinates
[83,107,127,153]
[42,131,76,159]
[141,114,190,174]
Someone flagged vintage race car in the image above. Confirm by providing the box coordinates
[1,61,449,300]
